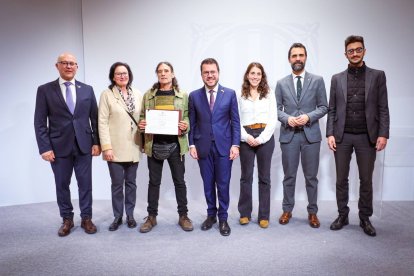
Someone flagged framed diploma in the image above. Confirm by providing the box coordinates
[145,109,182,135]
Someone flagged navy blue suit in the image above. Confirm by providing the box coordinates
[189,85,240,220]
[34,78,99,219]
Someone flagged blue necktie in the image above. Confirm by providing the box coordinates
[296,76,302,101]
[64,82,75,114]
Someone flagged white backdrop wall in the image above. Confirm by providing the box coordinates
[0,0,413,207]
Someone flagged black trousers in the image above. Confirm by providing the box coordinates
[107,161,138,218]
[147,145,188,216]
[238,127,275,220]
[334,133,377,220]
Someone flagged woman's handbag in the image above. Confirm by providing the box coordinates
[152,142,177,160]
[125,110,144,152]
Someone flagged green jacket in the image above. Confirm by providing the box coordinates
[139,87,190,157]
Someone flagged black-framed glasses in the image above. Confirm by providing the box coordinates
[346,47,364,55]
[114,72,128,77]
[58,61,77,67]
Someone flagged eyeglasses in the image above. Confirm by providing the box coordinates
[346,47,364,55]
[115,72,128,77]
[58,61,77,67]
[202,71,217,76]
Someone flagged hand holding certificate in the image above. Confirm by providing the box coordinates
[144,109,182,135]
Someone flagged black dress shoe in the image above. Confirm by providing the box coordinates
[360,219,376,237]
[219,220,231,236]
[201,216,217,231]
[109,217,122,231]
[330,215,349,230]
[127,216,137,228]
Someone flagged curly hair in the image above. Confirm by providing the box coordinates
[241,62,270,100]
[151,61,180,91]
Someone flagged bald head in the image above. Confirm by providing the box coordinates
[55,52,78,81]
[57,52,77,63]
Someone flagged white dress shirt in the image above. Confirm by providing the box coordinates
[59,77,77,104]
[237,89,277,144]
[205,84,218,105]
[292,71,305,96]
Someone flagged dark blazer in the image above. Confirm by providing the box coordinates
[188,84,240,158]
[276,72,328,143]
[34,79,99,157]
[326,66,390,144]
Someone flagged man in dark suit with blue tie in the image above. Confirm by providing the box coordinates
[34,53,101,237]
[189,58,240,236]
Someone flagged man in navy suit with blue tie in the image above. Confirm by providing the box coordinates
[34,53,101,237]
[189,58,240,236]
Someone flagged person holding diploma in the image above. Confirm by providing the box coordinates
[138,61,193,233]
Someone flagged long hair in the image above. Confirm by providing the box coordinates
[241,62,270,100]
[151,61,179,90]
[108,62,133,89]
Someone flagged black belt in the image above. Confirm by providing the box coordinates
[294,127,304,133]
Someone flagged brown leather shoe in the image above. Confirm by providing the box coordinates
[279,212,292,225]
[81,217,97,234]
[178,215,194,231]
[139,215,157,233]
[308,213,320,228]
[58,218,74,237]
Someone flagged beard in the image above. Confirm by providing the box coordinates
[291,61,305,72]
[349,56,364,66]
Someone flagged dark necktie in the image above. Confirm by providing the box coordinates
[64,82,75,114]
[209,90,215,112]
[296,76,302,101]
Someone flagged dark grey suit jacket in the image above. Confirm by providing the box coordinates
[326,66,390,144]
[276,72,328,143]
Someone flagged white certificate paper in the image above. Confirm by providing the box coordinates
[145,109,181,135]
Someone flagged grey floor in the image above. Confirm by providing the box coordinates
[0,200,413,276]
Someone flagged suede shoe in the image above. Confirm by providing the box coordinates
[58,218,74,237]
[239,217,250,225]
[139,216,157,233]
[81,217,97,234]
[308,214,320,228]
[178,215,194,231]
[219,220,231,236]
[259,220,269,228]
[330,215,349,230]
[109,217,122,231]
[127,216,137,228]
[360,219,376,237]
[279,212,292,225]
[201,216,217,231]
